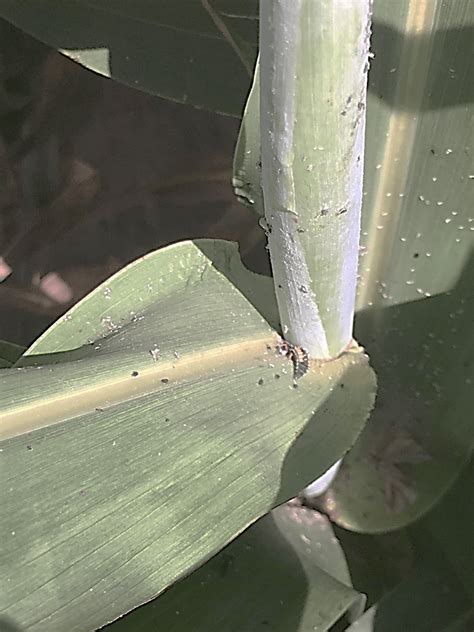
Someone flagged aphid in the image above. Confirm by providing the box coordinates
[149,347,160,361]
[276,339,310,380]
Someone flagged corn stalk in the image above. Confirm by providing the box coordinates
[260,0,372,358]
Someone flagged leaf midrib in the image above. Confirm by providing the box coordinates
[0,333,279,439]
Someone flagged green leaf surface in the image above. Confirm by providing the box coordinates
[357,0,473,310]
[108,502,365,632]
[0,240,375,631]
[0,341,25,368]
[0,0,258,116]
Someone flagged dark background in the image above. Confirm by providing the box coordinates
[0,19,268,346]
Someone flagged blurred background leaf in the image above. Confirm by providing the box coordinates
[0,0,259,116]
[0,339,24,367]
[345,568,471,632]
[0,17,264,345]
[344,458,474,630]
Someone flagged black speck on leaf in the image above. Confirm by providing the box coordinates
[131,370,139,377]
[161,377,169,384]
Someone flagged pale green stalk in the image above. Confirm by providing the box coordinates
[259,0,372,358]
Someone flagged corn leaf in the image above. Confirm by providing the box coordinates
[314,0,474,532]
[0,240,375,631]
[0,341,25,368]
[345,569,471,632]
[108,503,365,632]
[345,460,474,631]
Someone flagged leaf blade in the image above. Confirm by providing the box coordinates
[109,503,365,632]
[0,240,376,631]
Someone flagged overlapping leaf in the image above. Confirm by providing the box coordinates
[345,459,474,630]
[0,341,24,368]
[0,0,258,115]
[109,502,365,632]
[313,0,474,532]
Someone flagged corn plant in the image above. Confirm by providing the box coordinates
[0,1,472,631]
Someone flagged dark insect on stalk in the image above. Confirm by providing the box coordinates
[276,339,310,380]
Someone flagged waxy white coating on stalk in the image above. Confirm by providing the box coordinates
[260,0,327,356]
[260,0,371,359]
[265,212,330,357]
